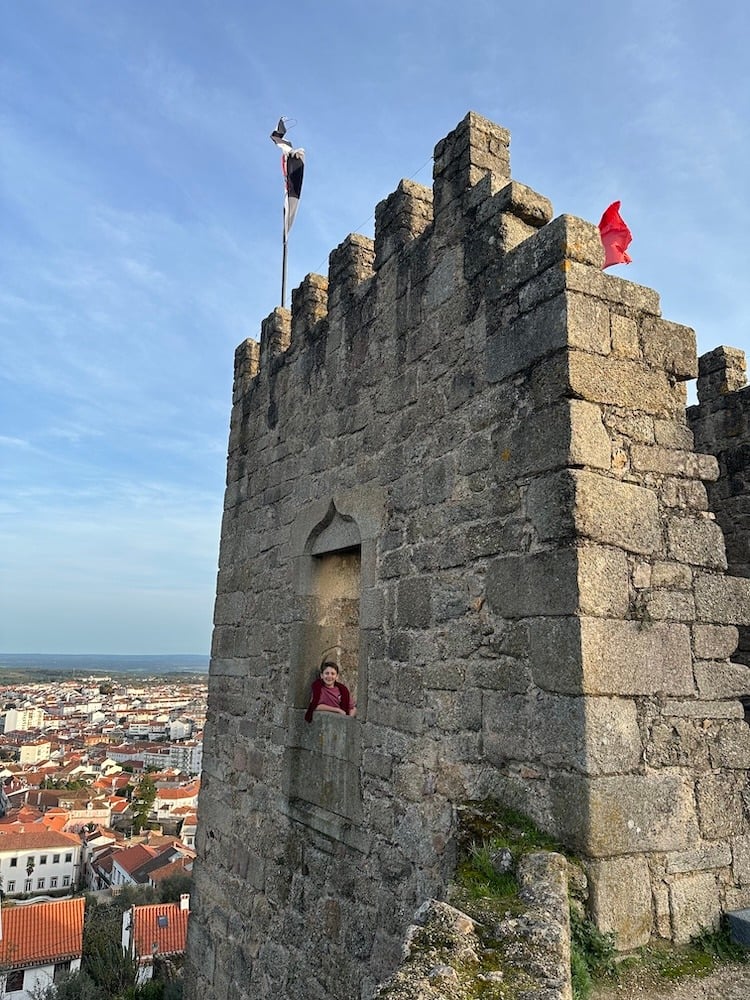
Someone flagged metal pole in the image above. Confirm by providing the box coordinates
[281,231,288,309]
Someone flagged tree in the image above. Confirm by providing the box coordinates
[81,900,140,997]
[158,874,192,904]
[30,970,99,1000]
[131,776,156,834]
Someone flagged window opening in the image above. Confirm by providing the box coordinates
[307,545,361,705]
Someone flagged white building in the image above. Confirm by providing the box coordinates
[2,706,46,733]
[122,896,190,983]
[0,897,85,1000]
[0,828,81,897]
[168,740,202,775]
[168,718,193,741]
[154,780,200,822]
[18,741,52,766]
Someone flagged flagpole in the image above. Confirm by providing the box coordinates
[281,228,288,309]
[270,118,303,310]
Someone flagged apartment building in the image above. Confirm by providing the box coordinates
[0,828,81,897]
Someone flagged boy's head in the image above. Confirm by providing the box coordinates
[319,660,339,687]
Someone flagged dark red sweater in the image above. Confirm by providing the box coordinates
[304,678,352,722]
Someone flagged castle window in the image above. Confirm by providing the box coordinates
[308,546,361,702]
[290,504,363,714]
[283,496,379,847]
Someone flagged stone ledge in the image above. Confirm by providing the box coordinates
[374,853,572,1000]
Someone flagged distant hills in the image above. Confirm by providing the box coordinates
[0,653,209,680]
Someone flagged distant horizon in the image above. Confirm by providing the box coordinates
[0,652,210,673]
[0,652,209,658]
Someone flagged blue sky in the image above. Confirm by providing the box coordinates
[2,1,749,655]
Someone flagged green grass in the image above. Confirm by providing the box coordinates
[691,920,748,964]
[455,842,518,901]
[455,801,617,1000]
[586,918,749,996]
[570,906,616,999]
[452,802,750,999]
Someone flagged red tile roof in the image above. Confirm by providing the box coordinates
[155,781,199,801]
[40,811,69,833]
[147,856,193,883]
[0,898,85,968]
[112,843,158,876]
[0,805,43,827]
[0,827,80,850]
[131,902,189,961]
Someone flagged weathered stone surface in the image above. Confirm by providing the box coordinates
[533,694,642,775]
[652,561,693,588]
[694,573,750,623]
[375,852,572,1000]
[492,179,554,227]
[665,842,732,874]
[572,471,661,555]
[669,872,721,943]
[588,856,652,949]
[660,476,709,510]
[631,444,719,481]
[566,351,679,416]
[552,774,699,856]
[397,577,433,628]
[667,516,727,569]
[644,589,696,622]
[641,316,698,381]
[654,418,694,450]
[693,624,739,660]
[491,398,610,481]
[486,550,578,617]
[610,313,639,360]
[494,213,604,299]
[732,835,750,886]
[662,699,744,719]
[579,618,693,696]
[709,721,750,769]
[695,345,747,404]
[577,545,630,618]
[696,773,749,838]
[694,659,750,699]
[565,262,661,315]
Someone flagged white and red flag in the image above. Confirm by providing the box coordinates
[598,201,632,268]
[271,118,305,239]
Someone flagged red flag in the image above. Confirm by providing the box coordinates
[598,201,632,268]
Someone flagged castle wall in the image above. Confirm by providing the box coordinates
[689,347,750,675]
[186,114,750,1000]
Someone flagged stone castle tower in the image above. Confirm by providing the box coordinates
[185,113,750,1000]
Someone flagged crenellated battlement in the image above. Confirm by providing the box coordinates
[241,112,560,394]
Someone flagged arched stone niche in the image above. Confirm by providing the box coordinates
[292,505,362,707]
[282,486,384,849]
